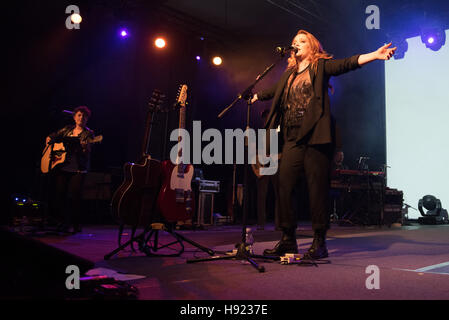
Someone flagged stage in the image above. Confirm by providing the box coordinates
[31,222,449,300]
[5,0,449,307]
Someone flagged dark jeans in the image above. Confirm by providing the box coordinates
[278,127,332,232]
[49,170,86,228]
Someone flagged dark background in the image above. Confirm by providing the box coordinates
[4,0,449,222]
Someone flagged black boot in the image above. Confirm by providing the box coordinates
[263,227,298,256]
[302,230,328,260]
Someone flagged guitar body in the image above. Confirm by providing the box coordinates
[157,160,195,223]
[41,143,66,173]
[41,135,103,173]
[111,157,162,227]
[109,90,164,247]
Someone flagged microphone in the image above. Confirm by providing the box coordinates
[62,109,74,115]
[275,46,298,55]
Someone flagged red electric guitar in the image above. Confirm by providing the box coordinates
[157,84,195,223]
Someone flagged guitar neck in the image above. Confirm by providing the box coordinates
[142,110,154,157]
[175,84,188,169]
[177,104,186,166]
[86,135,103,144]
[179,105,186,132]
[141,89,165,158]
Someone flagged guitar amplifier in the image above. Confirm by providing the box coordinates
[197,192,215,225]
[197,180,220,225]
[199,180,220,193]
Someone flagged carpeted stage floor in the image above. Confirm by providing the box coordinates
[33,222,449,300]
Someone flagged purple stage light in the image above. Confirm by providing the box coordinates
[196,55,201,61]
[421,28,446,51]
[119,29,129,38]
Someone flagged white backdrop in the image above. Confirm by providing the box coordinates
[385,30,449,219]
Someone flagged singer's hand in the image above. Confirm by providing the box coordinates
[375,42,396,60]
[46,136,51,145]
[250,94,258,104]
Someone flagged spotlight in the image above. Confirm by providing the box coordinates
[212,56,222,66]
[418,195,449,224]
[71,13,82,24]
[421,28,446,51]
[119,28,129,38]
[155,37,166,49]
[196,55,201,61]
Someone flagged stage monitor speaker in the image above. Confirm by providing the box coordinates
[0,227,94,299]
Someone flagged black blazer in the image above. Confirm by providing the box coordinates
[257,54,361,152]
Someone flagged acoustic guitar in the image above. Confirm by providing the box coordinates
[110,89,164,245]
[157,84,195,223]
[41,135,103,173]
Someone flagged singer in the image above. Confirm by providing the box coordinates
[251,29,396,259]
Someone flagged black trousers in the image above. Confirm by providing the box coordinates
[257,169,280,229]
[278,127,332,232]
[49,170,86,227]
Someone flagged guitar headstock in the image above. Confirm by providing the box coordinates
[148,89,166,112]
[175,84,188,109]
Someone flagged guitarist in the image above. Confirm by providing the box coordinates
[45,106,94,234]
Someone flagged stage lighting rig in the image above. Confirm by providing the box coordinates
[418,195,449,224]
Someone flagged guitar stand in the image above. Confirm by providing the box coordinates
[104,223,215,260]
[330,196,354,226]
[186,240,280,273]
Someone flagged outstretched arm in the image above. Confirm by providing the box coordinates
[358,42,397,66]
[251,81,279,104]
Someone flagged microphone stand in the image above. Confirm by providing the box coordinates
[186,53,286,272]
